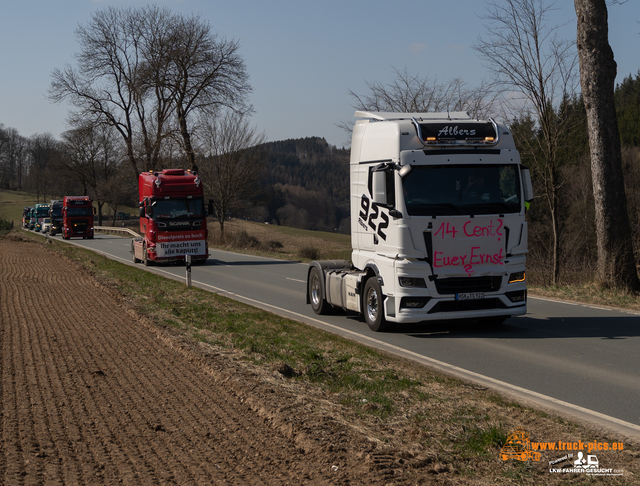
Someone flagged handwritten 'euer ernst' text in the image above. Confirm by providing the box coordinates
[432,219,504,275]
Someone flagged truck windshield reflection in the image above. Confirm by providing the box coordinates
[403,164,521,216]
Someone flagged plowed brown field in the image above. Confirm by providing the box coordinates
[0,236,421,485]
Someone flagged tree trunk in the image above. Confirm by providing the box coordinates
[218,216,225,243]
[551,186,560,286]
[177,106,198,172]
[575,0,640,291]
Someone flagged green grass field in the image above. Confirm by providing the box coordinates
[0,189,37,223]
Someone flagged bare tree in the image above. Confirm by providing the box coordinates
[0,126,27,190]
[474,0,579,285]
[49,6,179,175]
[340,67,496,135]
[60,123,124,224]
[27,133,61,203]
[103,164,137,226]
[574,0,639,291]
[168,14,252,172]
[49,6,252,178]
[198,110,266,240]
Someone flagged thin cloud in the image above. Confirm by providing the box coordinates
[410,43,428,53]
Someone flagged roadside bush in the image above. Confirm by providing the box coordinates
[266,240,283,250]
[299,246,320,260]
[0,219,13,231]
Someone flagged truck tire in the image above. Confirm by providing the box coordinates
[143,244,151,266]
[308,267,330,315]
[363,277,390,332]
[131,242,140,263]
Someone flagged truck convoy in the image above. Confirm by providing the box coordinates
[49,199,64,236]
[62,196,95,239]
[307,111,532,331]
[131,169,209,266]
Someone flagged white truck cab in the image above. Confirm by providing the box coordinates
[307,111,533,331]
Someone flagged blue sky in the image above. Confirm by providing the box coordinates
[1,0,639,148]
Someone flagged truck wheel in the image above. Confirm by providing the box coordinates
[131,242,140,263]
[308,267,330,315]
[143,245,152,266]
[363,277,390,332]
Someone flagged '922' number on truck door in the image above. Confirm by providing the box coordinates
[359,194,389,241]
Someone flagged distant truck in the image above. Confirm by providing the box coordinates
[307,111,532,331]
[41,217,52,234]
[49,199,64,236]
[131,169,209,266]
[62,196,95,239]
[34,203,51,232]
[28,207,36,230]
[22,207,32,229]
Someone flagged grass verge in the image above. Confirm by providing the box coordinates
[14,228,640,484]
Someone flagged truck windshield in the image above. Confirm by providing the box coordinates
[36,208,49,217]
[51,207,62,218]
[66,207,93,217]
[402,164,521,216]
[150,197,204,219]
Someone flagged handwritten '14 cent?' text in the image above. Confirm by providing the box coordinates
[432,219,504,275]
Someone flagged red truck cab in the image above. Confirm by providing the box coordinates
[62,196,95,239]
[131,169,209,265]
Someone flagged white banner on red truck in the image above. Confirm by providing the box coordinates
[156,230,206,257]
[431,216,505,277]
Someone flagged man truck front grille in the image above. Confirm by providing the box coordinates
[434,276,502,294]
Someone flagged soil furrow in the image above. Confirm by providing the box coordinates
[1,237,364,485]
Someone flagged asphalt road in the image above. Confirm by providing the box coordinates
[51,231,640,441]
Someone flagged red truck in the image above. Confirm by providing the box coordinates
[62,196,95,239]
[131,169,209,266]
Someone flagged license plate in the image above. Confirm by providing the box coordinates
[456,292,484,301]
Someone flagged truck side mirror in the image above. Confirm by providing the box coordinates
[372,170,387,205]
[207,199,214,217]
[520,168,533,202]
[139,207,145,218]
[371,165,395,207]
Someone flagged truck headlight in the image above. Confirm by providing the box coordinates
[508,271,525,283]
[399,277,427,288]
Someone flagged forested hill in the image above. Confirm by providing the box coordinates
[253,137,351,232]
[261,137,349,199]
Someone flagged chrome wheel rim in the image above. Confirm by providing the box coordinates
[366,287,378,323]
[310,273,321,307]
